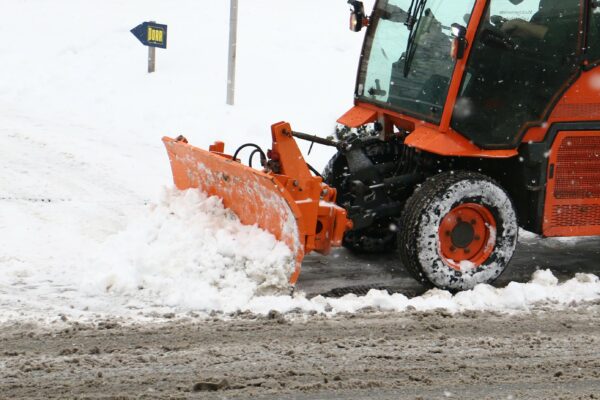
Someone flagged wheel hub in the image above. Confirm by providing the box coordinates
[450,220,475,249]
[438,203,497,271]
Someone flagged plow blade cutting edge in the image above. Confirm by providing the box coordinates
[162,121,352,285]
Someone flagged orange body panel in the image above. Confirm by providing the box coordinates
[349,102,422,132]
[163,122,350,285]
[543,131,600,237]
[550,68,600,121]
[404,126,518,158]
[337,105,378,128]
[523,67,600,143]
[339,101,518,158]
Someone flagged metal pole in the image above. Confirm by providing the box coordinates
[148,20,156,73]
[226,0,239,105]
[148,46,156,73]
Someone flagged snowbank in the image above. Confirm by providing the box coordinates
[88,189,294,313]
[311,270,600,315]
[2,188,599,324]
[0,189,293,322]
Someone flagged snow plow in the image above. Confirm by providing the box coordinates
[163,122,352,285]
[165,0,600,291]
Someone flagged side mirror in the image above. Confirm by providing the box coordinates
[348,0,368,32]
[451,23,468,60]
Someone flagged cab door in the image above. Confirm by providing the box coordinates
[451,0,583,149]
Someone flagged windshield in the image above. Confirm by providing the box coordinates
[357,0,477,123]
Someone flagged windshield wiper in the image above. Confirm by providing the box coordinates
[403,0,428,78]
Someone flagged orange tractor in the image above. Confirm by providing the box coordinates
[164,0,600,291]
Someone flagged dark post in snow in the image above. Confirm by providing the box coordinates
[130,21,168,73]
[148,22,156,74]
[148,47,156,73]
[227,0,239,105]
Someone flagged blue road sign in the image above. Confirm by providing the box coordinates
[131,22,168,49]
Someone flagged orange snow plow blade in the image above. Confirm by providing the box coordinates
[162,121,352,285]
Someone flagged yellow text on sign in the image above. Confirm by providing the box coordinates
[147,27,164,44]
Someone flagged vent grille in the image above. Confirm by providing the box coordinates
[551,204,600,227]
[554,136,600,199]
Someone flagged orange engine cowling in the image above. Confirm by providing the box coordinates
[162,121,352,285]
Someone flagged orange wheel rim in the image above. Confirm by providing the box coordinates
[438,203,497,271]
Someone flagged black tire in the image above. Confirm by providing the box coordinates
[321,152,347,192]
[398,171,518,291]
[322,152,397,254]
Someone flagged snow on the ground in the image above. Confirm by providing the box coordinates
[2,185,600,324]
[1,0,599,324]
[1,189,295,322]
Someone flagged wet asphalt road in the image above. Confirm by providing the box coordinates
[298,233,600,297]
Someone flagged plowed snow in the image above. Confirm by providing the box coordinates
[2,187,600,324]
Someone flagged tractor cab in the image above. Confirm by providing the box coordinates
[349,0,583,149]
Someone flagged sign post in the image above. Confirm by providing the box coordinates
[148,46,156,73]
[130,21,168,73]
[227,0,239,105]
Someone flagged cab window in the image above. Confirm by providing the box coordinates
[451,0,582,148]
[586,2,600,62]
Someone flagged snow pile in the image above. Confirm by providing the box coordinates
[1,186,599,324]
[0,189,294,322]
[307,270,600,315]
[89,189,294,313]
